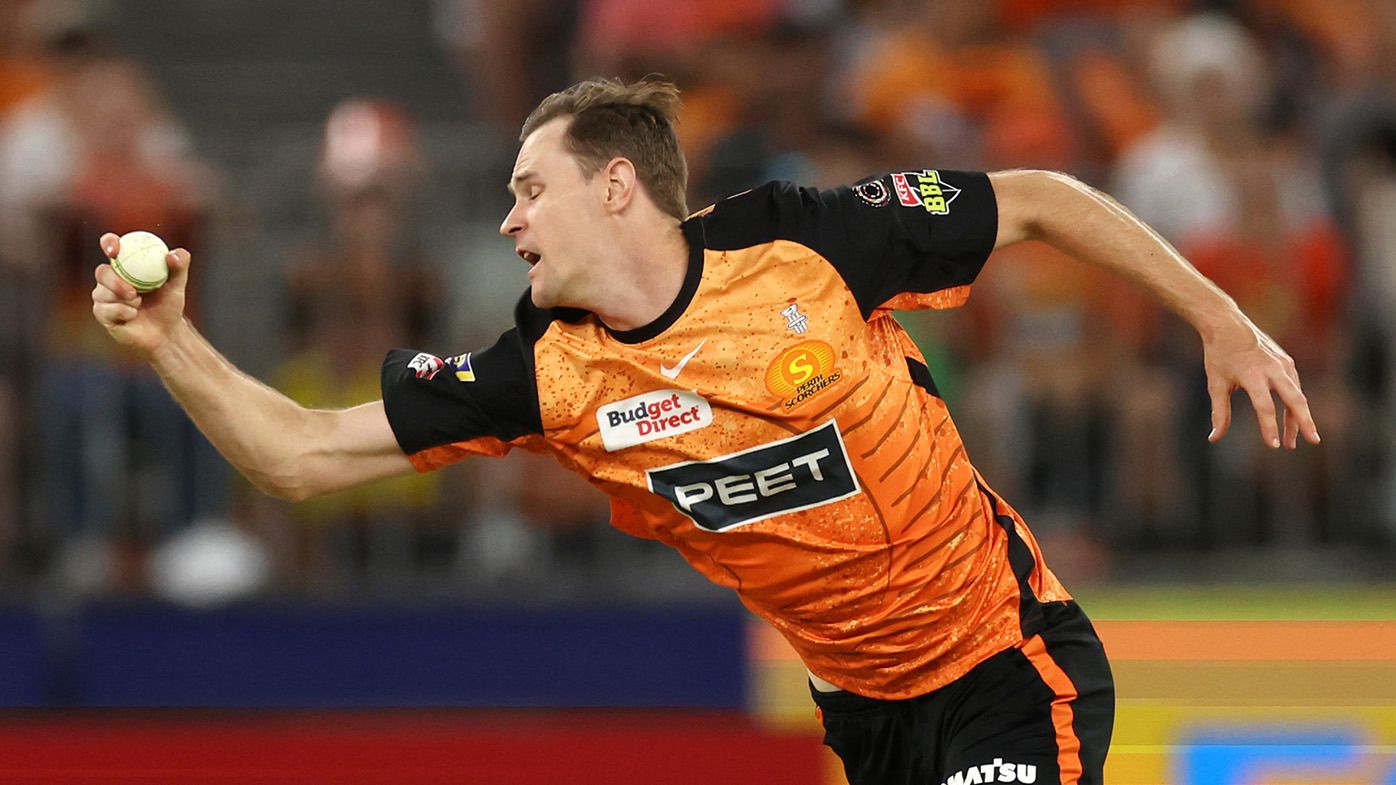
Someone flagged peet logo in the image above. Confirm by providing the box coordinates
[891,169,961,214]
[597,389,713,452]
[646,421,860,532]
[940,759,1036,785]
[766,340,842,410]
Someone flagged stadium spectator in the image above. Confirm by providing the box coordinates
[574,0,782,77]
[0,0,55,579]
[1113,13,1271,243]
[841,0,1076,170]
[0,0,1390,597]
[270,99,452,587]
[21,54,219,591]
[1113,9,1361,547]
[432,0,579,138]
[1313,0,1396,540]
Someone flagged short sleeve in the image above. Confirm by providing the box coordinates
[773,170,998,317]
[380,326,542,458]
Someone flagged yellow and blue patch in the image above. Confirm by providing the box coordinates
[446,353,475,382]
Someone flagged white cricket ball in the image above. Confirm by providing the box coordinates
[111,230,170,292]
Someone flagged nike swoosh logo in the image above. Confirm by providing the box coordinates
[659,339,706,380]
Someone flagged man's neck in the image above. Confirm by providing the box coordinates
[590,223,690,333]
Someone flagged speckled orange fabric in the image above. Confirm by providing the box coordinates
[412,235,1069,699]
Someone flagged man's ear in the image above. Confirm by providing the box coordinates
[602,157,638,213]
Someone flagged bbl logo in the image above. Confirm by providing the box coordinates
[766,340,842,410]
[646,421,861,532]
[891,169,960,215]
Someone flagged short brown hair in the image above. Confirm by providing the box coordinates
[521,76,689,221]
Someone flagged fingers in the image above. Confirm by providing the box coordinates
[91,279,140,307]
[1259,346,1319,447]
[168,247,190,270]
[92,299,141,325]
[91,265,142,328]
[1283,405,1300,449]
[1243,379,1281,449]
[1231,371,1321,450]
[1204,325,1319,449]
[1274,373,1321,446]
[100,232,120,258]
[1208,380,1232,443]
[94,262,140,301]
[165,247,191,288]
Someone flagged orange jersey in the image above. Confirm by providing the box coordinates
[381,171,1070,699]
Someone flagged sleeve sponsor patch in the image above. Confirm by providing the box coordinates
[892,170,960,214]
[407,352,445,380]
[445,352,476,382]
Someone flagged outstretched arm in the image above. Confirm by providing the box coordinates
[988,169,1319,450]
[91,233,415,500]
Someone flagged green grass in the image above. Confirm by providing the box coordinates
[1072,584,1396,620]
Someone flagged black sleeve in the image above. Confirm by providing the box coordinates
[774,170,998,318]
[380,326,542,456]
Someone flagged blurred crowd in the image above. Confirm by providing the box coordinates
[0,0,1393,602]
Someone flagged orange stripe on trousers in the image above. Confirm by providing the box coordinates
[1019,634,1083,785]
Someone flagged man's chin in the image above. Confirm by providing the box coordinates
[529,286,555,309]
[529,280,581,310]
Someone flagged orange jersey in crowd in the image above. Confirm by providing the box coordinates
[381,171,1070,699]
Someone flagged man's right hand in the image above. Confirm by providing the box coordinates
[91,232,191,358]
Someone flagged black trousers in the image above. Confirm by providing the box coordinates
[812,601,1115,785]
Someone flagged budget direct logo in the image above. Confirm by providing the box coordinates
[766,340,842,410]
[597,389,713,452]
[646,420,860,532]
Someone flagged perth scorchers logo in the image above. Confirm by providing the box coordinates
[766,340,842,410]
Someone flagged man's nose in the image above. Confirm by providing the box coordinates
[500,204,523,237]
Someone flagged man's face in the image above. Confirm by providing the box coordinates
[500,117,609,309]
